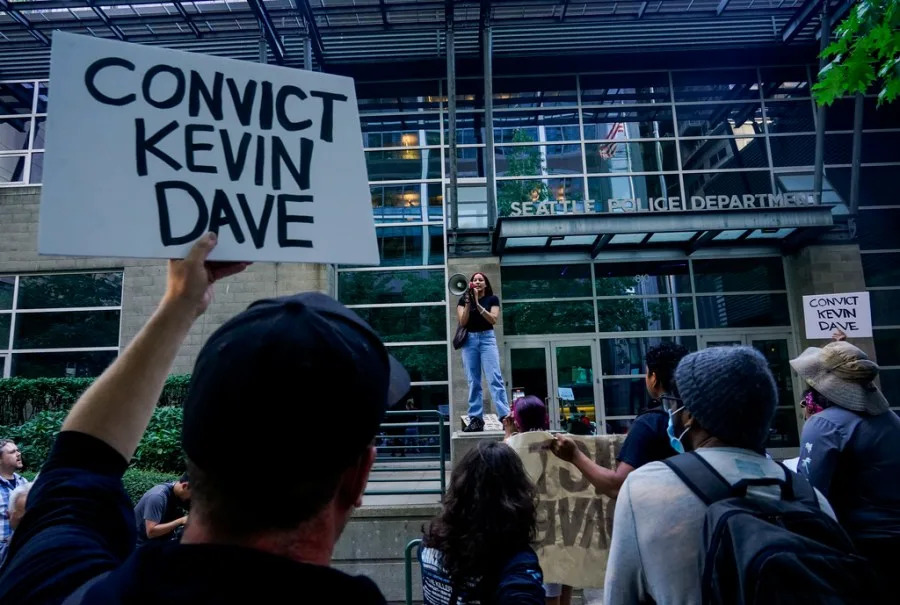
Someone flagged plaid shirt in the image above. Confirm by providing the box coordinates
[0,473,27,544]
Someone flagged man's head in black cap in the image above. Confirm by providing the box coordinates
[181,292,409,550]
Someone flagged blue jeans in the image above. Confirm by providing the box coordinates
[461,330,510,419]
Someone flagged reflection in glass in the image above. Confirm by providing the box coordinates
[0,155,26,183]
[597,298,694,332]
[858,209,900,250]
[693,258,785,292]
[556,345,596,427]
[14,310,121,349]
[600,336,698,376]
[353,306,446,343]
[338,269,443,305]
[879,370,900,408]
[595,261,691,295]
[18,273,123,309]
[862,252,900,288]
[826,97,900,130]
[671,69,760,102]
[862,132,900,163]
[588,174,681,208]
[370,184,442,223]
[504,301,595,335]
[365,148,441,181]
[767,408,800,448]
[759,66,811,99]
[36,82,49,113]
[12,350,117,378]
[870,290,900,326]
[446,113,487,144]
[582,107,676,139]
[586,141,677,173]
[764,100,816,133]
[0,313,9,346]
[493,110,582,143]
[0,277,13,309]
[750,339,794,408]
[0,117,31,151]
[452,146,485,178]
[0,82,35,114]
[603,377,650,416]
[388,345,448,382]
[510,348,549,405]
[405,384,450,414]
[348,225,445,267]
[355,81,441,113]
[826,166,897,207]
[497,178,584,217]
[676,104,764,136]
[495,144,583,176]
[679,137,769,171]
[580,72,670,105]
[683,170,771,199]
[502,264,592,299]
[360,114,441,148]
[696,294,791,329]
[30,153,42,183]
[493,76,578,108]
[768,134,853,167]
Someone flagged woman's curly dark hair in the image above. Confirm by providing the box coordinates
[423,441,537,595]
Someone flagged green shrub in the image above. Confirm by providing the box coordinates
[122,468,179,505]
[132,407,185,473]
[0,409,67,470]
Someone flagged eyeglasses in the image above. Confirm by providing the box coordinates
[660,395,683,414]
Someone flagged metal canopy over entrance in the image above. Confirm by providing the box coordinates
[494,206,835,258]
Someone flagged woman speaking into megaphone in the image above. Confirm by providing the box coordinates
[457,272,510,432]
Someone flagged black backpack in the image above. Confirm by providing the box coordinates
[663,452,883,605]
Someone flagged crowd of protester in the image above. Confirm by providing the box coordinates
[0,235,897,604]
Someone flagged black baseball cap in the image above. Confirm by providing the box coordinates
[182,292,410,477]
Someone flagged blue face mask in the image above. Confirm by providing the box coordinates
[666,406,690,454]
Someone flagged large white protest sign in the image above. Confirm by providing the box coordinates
[802,292,872,339]
[506,431,625,588]
[39,32,377,264]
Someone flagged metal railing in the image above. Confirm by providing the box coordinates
[405,538,424,605]
[366,409,447,497]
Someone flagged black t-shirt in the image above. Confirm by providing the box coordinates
[616,408,674,469]
[457,294,500,333]
[0,431,388,604]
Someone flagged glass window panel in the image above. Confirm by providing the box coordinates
[338,269,444,305]
[0,154,26,183]
[0,277,13,309]
[676,104,764,137]
[13,310,120,349]
[862,253,900,287]
[858,209,900,250]
[750,338,795,409]
[595,260,691,295]
[493,76,578,107]
[346,225,444,268]
[387,344,448,382]
[495,144,582,176]
[510,347,550,404]
[17,273,123,309]
[693,257,785,292]
[546,177,584,202]
[493,110,581,143]
[826,97,900,130]
[874,329,900,366]
[600,336,698,376]
[32,116,46,149]
[36,82,48,114]
[504,301,595,335]
[606,418,636,434]
[760,66,811,99]
[589,174,681,209]
[767,408,800,448]
[355,81,441,113]
[405,384,449,414]
[0,82,35,114]
[826,166,899,208]
[764,100,816,133]
[768,133,853,167]
[449,146,486,178]
[672,69,760,102]
[370,184,442,223]
[603,377,651,416]
[879,370,900,409]
[360,113,441,148]
[680,137,769,170]
[586,140,677,173]
[696,293,791,328]
[862,132,900,163]
[0,313,9,347]
[501,264,592,299]
[12,350,117,378]
[0,116,32,151]
[870,290,900,326]
[596,298,695,332]
[682,170,771,199]
[447,113,487,145]
[365,148,441,181]
[580,72,670,106]
[353,306,446,343]
[30,153,42,184]
[582,106,675,139]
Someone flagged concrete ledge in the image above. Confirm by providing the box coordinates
[450,430,505,464]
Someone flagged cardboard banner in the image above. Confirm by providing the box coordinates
[506,431,625,588]
[802,292,872,339]
[39,32,377,265]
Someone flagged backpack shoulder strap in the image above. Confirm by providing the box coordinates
[776,461,819,508]
[62,571,111,605]
[663,452,733,506]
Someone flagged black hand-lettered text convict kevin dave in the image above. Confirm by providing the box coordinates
[85,57,349,249]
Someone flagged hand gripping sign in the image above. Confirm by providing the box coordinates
[39,32,378,265]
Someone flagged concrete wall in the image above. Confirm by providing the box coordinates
[0,187,331,374]
[333,504,440,604]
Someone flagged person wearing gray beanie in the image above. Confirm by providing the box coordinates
[605,346,835,605]
[673,346,778,452]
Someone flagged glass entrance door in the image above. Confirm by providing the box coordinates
[551,342,601,434]
[699,333,800,456]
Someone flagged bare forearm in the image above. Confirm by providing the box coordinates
[62,300,195,460]
[572,450,626,498]
[147,517,186,539]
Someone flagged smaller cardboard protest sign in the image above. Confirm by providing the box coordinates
[506,431,625,588]
[39,32,377,264]
[802,292,872,339]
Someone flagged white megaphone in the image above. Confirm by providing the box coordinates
[448,273,470,296]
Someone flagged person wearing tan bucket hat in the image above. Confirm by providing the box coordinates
[790,341,900,591]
